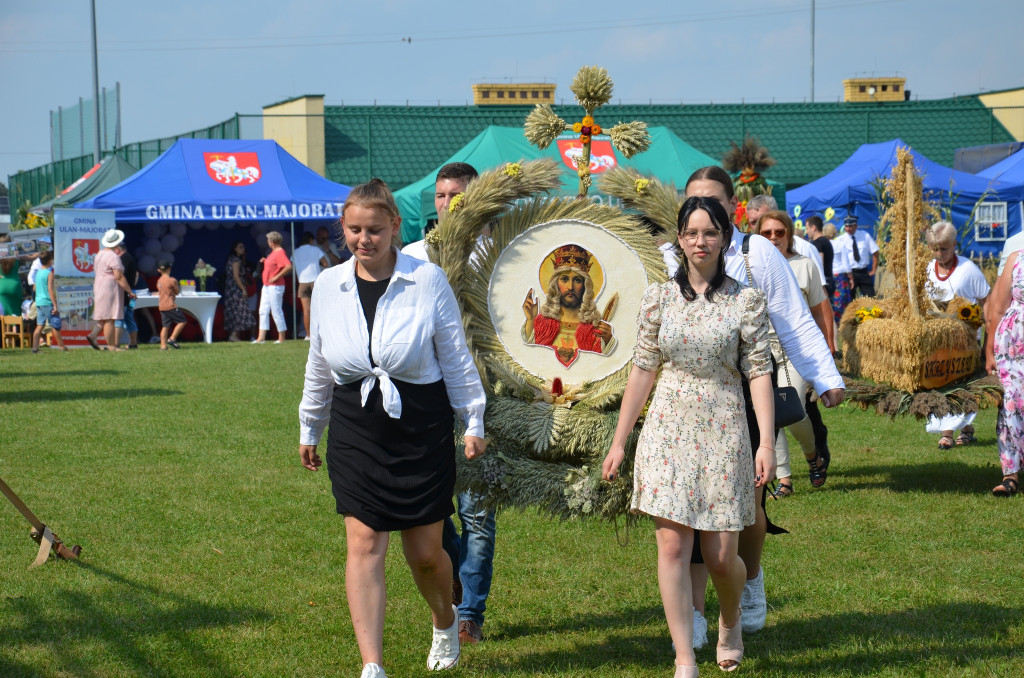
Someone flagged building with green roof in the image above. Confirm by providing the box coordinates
[321,96,1018,192]
[9,89,1023,213]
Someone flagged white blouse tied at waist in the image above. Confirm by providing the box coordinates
[299,250,486,446]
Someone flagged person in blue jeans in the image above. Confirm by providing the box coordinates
[401,160,498,646]
[442,491,495,644]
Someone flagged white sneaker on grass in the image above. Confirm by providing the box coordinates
[360,663,386,678]
[427,604,460,670]
[692,607,708,649]
[740,568,767,633]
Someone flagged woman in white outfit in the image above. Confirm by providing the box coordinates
[925,221,990,448]
[758,211,832,497]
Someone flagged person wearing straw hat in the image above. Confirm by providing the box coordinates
[86,228,136,352]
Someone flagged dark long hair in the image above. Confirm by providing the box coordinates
[674,196,733,302]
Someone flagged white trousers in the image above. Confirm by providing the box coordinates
[925,412,976,434]
[258,284,287,332]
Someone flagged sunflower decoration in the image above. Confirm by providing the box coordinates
[946,297,984,328]
[854,306,884,324]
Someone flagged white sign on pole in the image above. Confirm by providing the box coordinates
[53,208,117,278]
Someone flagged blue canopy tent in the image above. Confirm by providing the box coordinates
[978,148,1024,243]
[77,139,351,338]
[786,139,1023,256]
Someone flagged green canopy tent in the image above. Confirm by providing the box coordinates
[395,125,786,242]
[30,154,139,215]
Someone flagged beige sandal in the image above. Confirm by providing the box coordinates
[675,664,699,677]
[717,615,743,672]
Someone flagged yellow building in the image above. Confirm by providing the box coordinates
[843,77,907,103]
[472,83,556,106]
[262,95,326,176]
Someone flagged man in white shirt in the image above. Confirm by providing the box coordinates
[685,166,845,645]
[402,162,481,265]
[835,216,879,297]
[998,229,1024,276]
[292,231,328,340]
[400,162,495,647]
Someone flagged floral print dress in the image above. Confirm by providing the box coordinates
[223,254,254,332]
[631,279,772,532]
[995,255,1024,475]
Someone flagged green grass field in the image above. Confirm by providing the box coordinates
[1,344,1021,677]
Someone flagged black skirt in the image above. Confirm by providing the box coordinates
[326,378,456,531]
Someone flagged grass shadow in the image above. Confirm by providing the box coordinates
[5,388,183,403]
[0,561,271,678]
[841,461,1002,494]
[1,369,122,379]
[480,602,1022,675]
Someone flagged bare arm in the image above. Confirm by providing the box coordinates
[48,272,58,313]
[602,364,658,480]
[748,372,776,487]
[112,268,136,297]
[232,260,245,292]
[270,264,292,284]
[986,251,1017,373]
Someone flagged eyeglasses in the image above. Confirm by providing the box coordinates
[680,229,722,244]
[761,229,787,238]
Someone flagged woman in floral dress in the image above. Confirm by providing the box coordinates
[986,249,1023,497]
[603,196,775,676]
[224,241,255,341]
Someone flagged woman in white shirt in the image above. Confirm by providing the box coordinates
[298,178,487,678]
[925,221,990,449]
[758,211,832,497]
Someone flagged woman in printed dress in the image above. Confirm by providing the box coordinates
[223,240,255,341]
[603,196,775,676]
[986,248,1024,497]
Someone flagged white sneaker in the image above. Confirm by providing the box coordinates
[427,604,461,670]
[360,663,387,678]
[692,607,708,649]
[740,568,767,633]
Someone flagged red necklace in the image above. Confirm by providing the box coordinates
[934,258,957,282]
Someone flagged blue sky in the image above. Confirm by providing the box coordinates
[2,0,1022,188]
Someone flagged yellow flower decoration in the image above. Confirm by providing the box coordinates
[580,135,591,144]
[634,178,650,195]
[572,122,583,133]
[503,162,522,178]
[824,207,836,222]
[448,193,465,213]
[855,306,884,324]
[794,219,804,231]
[583,116,594,125]
[793,204,802,217]
[425,228,443,248]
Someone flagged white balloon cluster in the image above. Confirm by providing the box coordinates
[135,222,188,275]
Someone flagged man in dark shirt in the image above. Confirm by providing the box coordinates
[114,242,140,348]
[806,216,834,295]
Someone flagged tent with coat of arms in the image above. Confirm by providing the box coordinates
[394,125,782,243]
[78,139,350,223]
[73,139,351,340]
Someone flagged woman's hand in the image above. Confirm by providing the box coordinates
[464,435,487,460]
[754,445,776,488]
[602,445,626,481]
[986,354,997,375]
[299,444,322,471]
